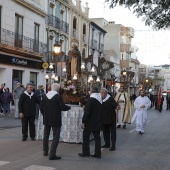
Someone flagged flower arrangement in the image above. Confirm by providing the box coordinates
[60,80,78,96]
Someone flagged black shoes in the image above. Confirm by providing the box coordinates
[123,125,126,129]
[109,146,116,151]
[31,138,35,141]
[117,125,121,128]
[117,125,126,129]
[49,155,61,160]
[43,152,48,156]
[78,153,90,157]
[101,145,110,148]
[139,131,143,135]
[90,154,101,159]
[22,137,27,141]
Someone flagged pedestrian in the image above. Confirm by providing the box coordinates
[19,83,40,141]
[13,82,24,119]
[148,93,154,108]
[131,90,151,135]
[0,83,5,114]
[78,87,102,158]
[35,85,45,119]
[100,88,119,151]
[158,95,164,112]
[166,93,170,110]
[154,95,158,109]
[1,87,13,116]
[115,86,132,129]
[40,83,71,160]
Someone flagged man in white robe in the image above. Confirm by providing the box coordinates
[132,90,151,135]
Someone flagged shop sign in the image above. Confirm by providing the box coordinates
[12,57,27,65]
[0,54,43,69]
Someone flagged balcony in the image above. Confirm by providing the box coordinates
[0,28,47,56]
[73,29,79,39]
[46,14,69,34]
[91,39,97,50]
[98,43,104,52]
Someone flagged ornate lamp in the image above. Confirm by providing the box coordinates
[45,74,49,79]
[73,74,77,80]
[55,76,58,81]
[81,62,85,70]
[96,76,100,82]
[49,63,54,69]
[54,43,61,54]
[91,66,95,73]
[122,70,127,76]
[63,67,67,72]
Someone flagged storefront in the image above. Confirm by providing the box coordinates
[0,53,46,91]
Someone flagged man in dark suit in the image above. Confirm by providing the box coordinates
[78,87,102,158]
[40,83,71,160]
[159,95,164,112]
[166,93,170,110]
[19,83,40,141]
[100,88,119,151]
[148,93,154,108]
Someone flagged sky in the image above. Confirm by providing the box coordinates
[81,0,170,66]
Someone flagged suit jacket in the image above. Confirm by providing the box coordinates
[82,95,102,131]
[40,93,70,127]
[102,97,118,125]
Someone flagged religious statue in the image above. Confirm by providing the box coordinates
[67,45,81,77]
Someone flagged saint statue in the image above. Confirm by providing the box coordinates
[67,45,81,77]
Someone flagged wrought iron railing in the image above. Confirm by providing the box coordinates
[46,14,69,34]
[0,28,47,55]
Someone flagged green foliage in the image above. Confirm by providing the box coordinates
[106,0,170,30]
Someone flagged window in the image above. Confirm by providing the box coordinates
[83,24,86,35]
[49,5,53,15]
[30,72,37,87]
[15,14,23,48]
[73,17,77,30]
[12,70,22,91]
[82,48,85,59]
[34,23,39,52]
[73,17,77,37]
[60,10,64,21]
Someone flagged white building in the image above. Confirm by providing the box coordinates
[0,0,47,91]
[88,21,106,67]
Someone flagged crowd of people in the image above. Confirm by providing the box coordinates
[0,82,45,119]
[0,82,167,160]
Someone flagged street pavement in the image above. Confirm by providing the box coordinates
[0,104,170,170]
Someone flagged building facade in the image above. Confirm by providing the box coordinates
[45,0,69,83]
[68,0,90,61]
[0,0,47,91]
[88,21,106,67]
[90,18,135,92]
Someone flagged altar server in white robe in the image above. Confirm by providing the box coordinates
[132,90,151,135]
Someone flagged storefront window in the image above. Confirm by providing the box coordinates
[12,69,22,91]
[30,72,37,87]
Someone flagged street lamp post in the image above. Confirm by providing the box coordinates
[45,43,61,91]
